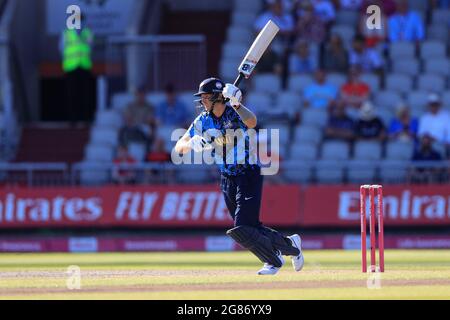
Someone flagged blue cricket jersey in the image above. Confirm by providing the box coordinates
[187,105,259,176]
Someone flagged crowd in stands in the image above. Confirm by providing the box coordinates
[239,0,450,183]
[111,84,191,184]
[106,0,449,185]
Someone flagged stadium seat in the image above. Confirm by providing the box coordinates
[389,42,415,59]
[302,109,328,127]
[222,43,247,60]
[90,127,119,147]
[407,91,430,111]
[264,122,290,145]
[177,164,210,183]
[420,41,446,59]
[417,74,445,92]
[427,25,449,42]
[330,25,355,46]
[246,92,272,114]
[392,58,420,77]
[253,74,282,95]
[408,0,429,11]
[442,91,450,109]
[376,107,394,126]
[431,9,450,25]
[220,59,241,82]
[226,26,254,45]
[353,141,382,160]
[231,12,257,28]
[386,73,413,94]
[315,160,345,183]
[385,141,414,160]
[320,141,350,160]
[146,92,166,107]
[379,160,409,183]
[336,10,359,26]
[282,160,313,183]
[79,162,110,185]
[95,110,123,129]
[234,0,262,12]
[290,142,318,161]
[288,74,313,92]
[157,126,180,146]
[346,160,377,184]
[84,144,114,162]
[374,91,402,109]
[278,144,288,159]
[128,142,146,162]
[432,141,447,158]
[294,125,322,144]
[276,91,302,111]
[424,59,450,77]
[112,92,133,110]
[327,73,346,89]
[360,73,380,92]
[178,91,197,116]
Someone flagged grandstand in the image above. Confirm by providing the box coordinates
[0,0,449,187]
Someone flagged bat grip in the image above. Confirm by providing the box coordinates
[233,73,244,87]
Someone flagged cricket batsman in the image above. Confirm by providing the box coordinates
[175,77,304,275]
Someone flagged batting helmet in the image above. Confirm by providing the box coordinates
[194,78,225,97]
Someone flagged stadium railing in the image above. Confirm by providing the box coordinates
[0,161,448,187]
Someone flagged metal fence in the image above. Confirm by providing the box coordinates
[0,161,449,187]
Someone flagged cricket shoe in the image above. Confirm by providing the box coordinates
[287,234,304,272]
[257,251,285,275]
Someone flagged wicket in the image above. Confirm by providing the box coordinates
[360,185,384,273]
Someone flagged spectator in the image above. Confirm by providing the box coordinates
[145,137,173,184]
[354,101,386,140]
[156,84,190,128]
[294,1,327,43]
[303,69,339,109]
[388,103,418,142]
[323,34,349,72]
[254,0,295,35]
[123,86,156,133]
[418,93,449,144]
[118,116,149,150]
[146,137,171,163]
[339,66,370,109]
[112,145,137,185]
[325,103,355,142]
[388,0,425,43]
[349,34,384,74]
[310,0,336,25]
[410,134,444,183]
[255,44,284,75]
[288,40,318,75]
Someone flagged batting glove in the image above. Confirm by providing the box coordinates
[189,135,212,152]
[222,83,242,108]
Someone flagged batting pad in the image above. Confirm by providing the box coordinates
[226,225,283,267]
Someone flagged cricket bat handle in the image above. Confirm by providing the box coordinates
[233,73,244,87]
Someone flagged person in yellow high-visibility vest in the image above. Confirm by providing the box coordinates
[60,15,95,125]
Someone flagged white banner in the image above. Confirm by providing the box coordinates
[46,0,135,35]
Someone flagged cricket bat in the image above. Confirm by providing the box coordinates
[233,20,280,86]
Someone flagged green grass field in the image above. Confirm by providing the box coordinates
[1,250,450,299]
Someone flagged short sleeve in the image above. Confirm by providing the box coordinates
[187,115,203,138]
